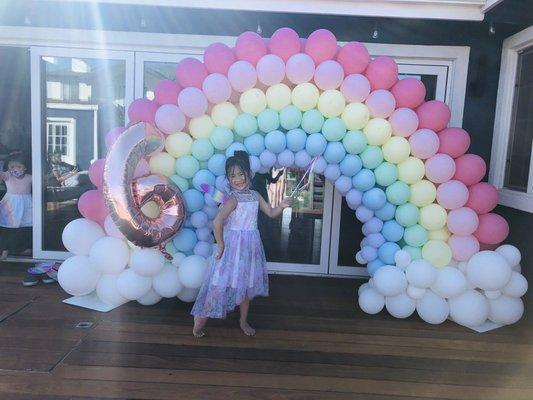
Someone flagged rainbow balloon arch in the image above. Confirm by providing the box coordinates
[58,28,527,328]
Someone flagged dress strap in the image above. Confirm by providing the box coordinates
[232,189,257,202]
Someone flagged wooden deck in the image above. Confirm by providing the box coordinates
[0,262,532,399]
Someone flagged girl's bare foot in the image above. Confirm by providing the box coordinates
[240,319,256,336]
[0,250,8,260]
[193,316,207,338]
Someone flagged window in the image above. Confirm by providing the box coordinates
[46,117,76,165]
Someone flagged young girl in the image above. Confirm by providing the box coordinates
[0,153,32,260]
[191,151,291,337]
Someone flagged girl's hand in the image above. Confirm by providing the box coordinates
[280,197,292,208]
[215,244,224,260]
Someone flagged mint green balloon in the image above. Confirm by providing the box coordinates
[175,155,200,179]
[234,113,257,137]
[402,245,422,260]
[360,145,383,169]
[375,162,398,187]
[322,117,347,142]
[403,224,428,247]
[165,241,177,255]
[258,108,280,133]
[395,202,420,227]
[279,105,302,130]
[386,181,410,205]
[210,126,234,150]
[301,109,324,134]
[342,130,367,154]
[169,174,189,192]
[191,138,215,161]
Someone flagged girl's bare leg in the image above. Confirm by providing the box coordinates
[239,296,255,336]
[193,316,208,337]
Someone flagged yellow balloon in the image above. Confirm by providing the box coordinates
[382,136,410,164]
[266,83,292,111]
[422,240,452,267]
[211,102,238,128]
[341,103,369,130]
[141,201,160,218]
[149,152,175,177]
[292,83,320,111]
[240,88,267,116]
[428,226,451,241]
[189,115,214,139]
[410,180,437,207]
[398,156,425,184]
[317,89,346,118]
[165,132,192,158]
[363,118,392,146]
[419,204,447,231]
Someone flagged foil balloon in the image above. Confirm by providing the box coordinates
[103,123,186,250]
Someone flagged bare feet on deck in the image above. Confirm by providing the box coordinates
[193,316,207,338]
[240,319,256,336]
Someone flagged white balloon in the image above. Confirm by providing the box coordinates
[457,261,468,273]
[153,263,183,297]
[488,295,524,325]
[406,285,426,299]
[178,255,209,289]
[495,244,521,267]
[394,250,411,270]
[62,218,105,255]
[355,251,366,265]
[58,255,101,296]
[358,287,385,314]
[89,236,130,274]
[431,267,467,299]
[512,264,522,273]
[137,288,162,306]
[501,272,528,298]
[96,274,128,306]
[177,286,200,302]
[467,251,512,291]
[416,290,449,324]
[484,290,501,299]
[373,266,408,297]
[405,259,437,289]
[130,248,166,277]
[116,269,152,300]
[171,252,187,267]
[385,292,416,318]
[448,290,489,328]
[358,282,370,296]
[368,278,374,287]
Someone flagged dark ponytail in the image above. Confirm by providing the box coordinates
[225,150,251,180]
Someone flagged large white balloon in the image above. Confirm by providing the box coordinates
[96,274,129,306]
[358,287,385,314]
[178,255,209,289]
[58,255,101,296]
[431,267,467,299]
[116,269,152,300]
[488,295,524,325]
[357,282,371,296]
[153,263,183,298]
[501,272,528,298]
[373,266,408,296]
[416,290,449,324]
[89,236,130,274]
[466,251,512,291]
[130,248,166,277]
[495,244,521,267]
[62,218,105,255]
[137,288,163,306]
[394,250,411,270]
[405,259,437,289]
[406,285,426,299]
[385,292,416,318]
[172,252,187,267]
[448,290,489,327]
[177,287,200,302]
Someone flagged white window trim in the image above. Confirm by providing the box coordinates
[489,26,533,213]
[46,117,77,165]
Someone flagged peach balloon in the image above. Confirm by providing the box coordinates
[388,108,419,138]
[453,154,487,186]
[425,154,456,183]
[438,128,470,158]
[364,56,398,90]
[391,77,426,108]
[474,213,509,245]
[336,41,369,74]
[466,182,499,214]
[416,100,451,132]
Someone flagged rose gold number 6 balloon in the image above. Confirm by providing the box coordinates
[103,122,185,250]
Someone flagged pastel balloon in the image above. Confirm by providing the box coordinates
[447,207,479,235]
[154,79,181,105]
[422,240,452,267]
[425,154,455,184]
[364,56,398,90]
[391,77,426,108]
[256,54,286,86]
[175,57,207,88]
[280,105,302,130]
[363,118,392,146]
[266,84,292,111]
[203,42,235,74]
[388,108,419,138]
[128,99,158,123]
[269,27,300,61]
[235,31,267,65]
[409,129,439,159]
[382,137,410,164]
[89,159,105,188]
[105,127,125,150]
[155,104,186,134]
[341,74,371,103]
[342,103,370,131]
[210,126,234,150]
[314,60,344,90]
[386,181,410,205]
[286,53,315,84]
[448,235,480,262]
[416,100,451,132]
[474,213,509,245]
[292,83,320,111]
[438,128,470,158]
[228,60,257,92]
[177,87,208,118]
[240,88,267,116]
[78,189,107,222]
[419,204,447,231]
[436,180,469,210]
[365,90,396,118]
[336,42,369,74]
[322,117,346,142]
[342,130,367,154]
[410,180,436,207]
[398,157,425,184]
[318,90,346,118]
[466,182,498,214]
[202,73,232,104]
[453,154,487,186]
[305,29,337,64]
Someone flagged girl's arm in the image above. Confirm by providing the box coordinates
[257,192,292,219]
[0,171,8,181]
[212,195,237,259]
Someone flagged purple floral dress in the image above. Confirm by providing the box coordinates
[191,189,268,319]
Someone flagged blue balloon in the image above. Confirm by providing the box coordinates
[183,189,205,213]
[323,142,346,164]
[339,154,362,177]
[172,228,198,252]
[258,108,280,133]
[264,130,287,154]
[381,220,405,242]
[363,217,383,234]
[378,242,401,264]
[366,233,386,248]
[301,109,324,133]
[346,188,363,209]
[225,142,247,158]
[279,105,302,130]
[355,205,374,222]
[192,169,216,191]
[234,113,258,137]
[367,259,385,276]
[375,202,396,221]
[324,164,341,181]
[294,150,312,168]
[286,128,307,152]
[244,133,265,156]
[334,175,352,193]
[361,245,378,262]
[305,133,327,156]
[362,187,387,210]
[207,154,227,176]
[352,169,375,192]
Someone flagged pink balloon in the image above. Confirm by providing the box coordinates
[466,182,499,214]
[365,89,396,118]
[416,100,451,132]
[235,31,267,66]
[202,73,232,104]
[409,129,440,159]
[364,56,398,90]
[286,53,315,84]
[474,213,509,245]
[391,78,426,109]
[447,207,479,235]
[453,154,486,186]
[425,154,456,184]
[336,42,369,74]
[175,58,208,89]
[305,29,337,64]
[88,159,105,188]
[314,60,344,90]
[340,74,370,103]
[78,189,107,222]
[134,158,150,178]
[388,108,419,137]
[269,27,300,62]
[128,99,158,124]
[177,87,208,118]
[256,54,286,86]
[104,214,125,239]
[438,128,470,158]
[227,60,257,92]
[154,80,181,105]
[155,104,186,134]
[203,42,235,74]
[448,235,480,262]
[105,127,126,150]
[436,180,469,210]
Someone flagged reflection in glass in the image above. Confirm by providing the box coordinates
[143,61,178,100]
[42,56,125,251]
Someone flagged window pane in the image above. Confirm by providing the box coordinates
[143,61,178,100]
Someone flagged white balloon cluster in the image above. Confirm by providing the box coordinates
[358,246,527,328]
[58,218,209,306]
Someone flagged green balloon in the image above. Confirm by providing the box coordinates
[301,109,324,134]
[360,146,384,169]
[175,155,200,179]
[395,202,420,227]
[322,117,347,142]
[402,245,422,260]
[279,105,302,130]
[210,126,234,150]
[342,130,367,154]
[375,162,398,187]
[258,108,280,133]
[234,113,257,137]
[403,224,428,247]
[386,181,411,205]
[191,138,215,161]
[169,174,189,192]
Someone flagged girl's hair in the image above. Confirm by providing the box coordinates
[5,152,27,171]
[225,151,251,180]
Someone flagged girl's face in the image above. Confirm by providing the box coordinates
[8,161,26,177]
[228,165,248,191]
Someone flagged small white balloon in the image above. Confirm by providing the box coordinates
[431,267,467,299]
[96,274,128,306]
[355,251,366,265]
[358,282,370,296]
[484,290,501,299]
[512,264,522,273]
[407,285,426,300]
[137,288,162,306]
[416,290,449,324]
[448,290,489,328]
[373,266,408,297]
[394,250,411,270]
[89,236,130,274]
[171,252,187,267]
[501,272,528,298]
[177,286,200,302]
[58,255,101,296]
[495,244,521,267]
[368,278,374,287]
[488,295,524,325]
[358,287,385,314]
[153,263,183,298]
[116,269,152,300]
[178,255,209,289]
[385,292,416,318]
[467,251,512,291]
[406,259,437,289]
[130,248,166,277]
[62,218,105,255]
